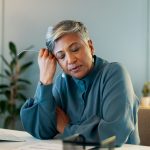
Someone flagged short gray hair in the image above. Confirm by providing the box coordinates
[46,20,90,52]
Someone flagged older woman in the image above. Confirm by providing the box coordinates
[20,20,140,146]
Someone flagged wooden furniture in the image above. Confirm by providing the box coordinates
[138,106,150,146]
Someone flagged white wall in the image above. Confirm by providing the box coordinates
[0,0,2,55]
[0,0,3,127]
[0,0,3,79]
[0,0,149,97]
[148,0,150,81]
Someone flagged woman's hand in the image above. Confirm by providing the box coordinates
[56,107,70,134]
[38,48,56,85]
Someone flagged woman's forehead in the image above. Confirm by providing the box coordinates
[53,33,86,53]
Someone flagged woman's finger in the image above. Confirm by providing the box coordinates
[39,49,45,57]
[43,49,49,57]
[48,52,54,59]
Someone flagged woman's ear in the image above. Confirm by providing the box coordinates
[88,40,94,55]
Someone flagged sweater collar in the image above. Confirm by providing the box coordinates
[72,55,108,90]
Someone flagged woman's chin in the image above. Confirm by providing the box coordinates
[70,72,86,79]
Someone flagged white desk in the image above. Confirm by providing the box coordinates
[0,128,150,150]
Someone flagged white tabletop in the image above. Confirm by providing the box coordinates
[0,128,149,150]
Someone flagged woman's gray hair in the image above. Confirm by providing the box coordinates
[46,20,90,52]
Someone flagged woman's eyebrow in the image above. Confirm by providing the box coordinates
[68,42,79,48]
[56,42,79,53]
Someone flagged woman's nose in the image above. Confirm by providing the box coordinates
[66,53,76,64]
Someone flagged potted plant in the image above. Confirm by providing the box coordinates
[141,81,150,106]
[0,41,33,129]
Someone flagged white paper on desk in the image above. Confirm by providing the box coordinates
[14,140,93,150]
[15,140,63,150]
[0,129,25,142]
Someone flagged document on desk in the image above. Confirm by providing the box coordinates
[0,129,25,142]
[15,140,63,150]
[14,140,92,150]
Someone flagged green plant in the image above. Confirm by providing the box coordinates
[142,81,150,97]
[0,41,33,129]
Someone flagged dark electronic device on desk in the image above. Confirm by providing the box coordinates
[63,134,116,150]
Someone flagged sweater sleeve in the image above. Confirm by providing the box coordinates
[63,63,140,146]
[20,82,58,139]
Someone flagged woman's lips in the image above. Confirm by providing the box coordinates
[69,65,82,73]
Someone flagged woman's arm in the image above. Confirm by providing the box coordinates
[20,83,58,139]
[20,48,58,139]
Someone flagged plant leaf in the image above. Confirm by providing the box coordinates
[18,78,31,84]
[0,91,5,94]
[0,73,8,78]
[0,84,9,89]
[0,100,7,113]
[0,55,10,68]
[9,41,17,56]
[20,61,33,73]
[16,92,27,101]
[4,90,10,99]
[4,69,11,76]
[18,51,26,59]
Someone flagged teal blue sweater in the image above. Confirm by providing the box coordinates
[20,56,140,146]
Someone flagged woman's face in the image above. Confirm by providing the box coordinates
[53,33,94,79]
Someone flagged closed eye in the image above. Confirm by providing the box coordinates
[55,43,81,60]
[56,51,65,59]
[70,44,81,52]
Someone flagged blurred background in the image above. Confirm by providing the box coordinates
[0,0,149,129]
